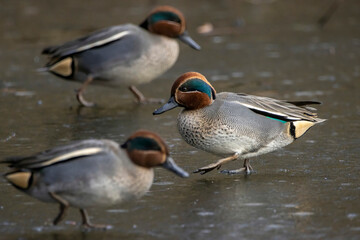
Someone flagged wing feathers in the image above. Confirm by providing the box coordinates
[2,140,113,169]
[23,147,104,169]
[73,30,130,54]
[234,93,325,123]
[42,26,132,61]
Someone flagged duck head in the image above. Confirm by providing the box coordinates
[121,130,189,177]
[140,6,201,50]
[153,72,216,114]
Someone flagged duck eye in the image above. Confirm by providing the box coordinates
[179,86,188,92]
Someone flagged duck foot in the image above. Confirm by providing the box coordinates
[193,162,222,175]
[80,209,112,230]
[76,90,95,107]
[193,154,239,175]
[129,85,164,104]
[220,168,256,175]
[81,223,113,230]
[76,76,95,107]
[220,159,254,175]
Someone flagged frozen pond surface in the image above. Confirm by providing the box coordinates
[0,1,359,239]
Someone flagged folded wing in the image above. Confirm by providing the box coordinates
[1,139,112,169]
[42,25,132,63]
[234,93,326,123]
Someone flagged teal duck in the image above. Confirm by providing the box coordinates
[153,72,326,175]
[2,130,188,228]
[41,6,200,106]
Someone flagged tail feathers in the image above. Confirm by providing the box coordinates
[287,101,322,106]
[1,156,32,167]
[315,118,327,124]
[42,46,58,55]
[287,101,326,122]
[287,101,322,112]
[1,156,25,163]
[303,106,317,111]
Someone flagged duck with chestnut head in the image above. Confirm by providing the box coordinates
[40,6,200,107]
[153,72,326,175]
[1,130,188,229]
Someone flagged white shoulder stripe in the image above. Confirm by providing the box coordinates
[42,147,104,167]
[76,30,131,52]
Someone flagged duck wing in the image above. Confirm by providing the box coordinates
[42,25,133,61]
[230,93,325,123]
[1,139,115,169]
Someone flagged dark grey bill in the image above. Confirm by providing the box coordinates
[178,31,201,50]
[162,157,189,178]
[153,96,179,115]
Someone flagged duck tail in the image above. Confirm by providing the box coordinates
[314,117,327,124]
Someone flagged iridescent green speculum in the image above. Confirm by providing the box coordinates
[266,117,287,123]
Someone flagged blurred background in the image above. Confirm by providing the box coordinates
[0,0,359,239]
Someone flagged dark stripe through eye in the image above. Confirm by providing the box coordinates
[179,79,213,99]
[149,12,181,24]
[124,137,161,151]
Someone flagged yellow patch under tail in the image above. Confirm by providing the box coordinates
[49,57,73,77]
[6,172,32,189]
[293,121,315,138]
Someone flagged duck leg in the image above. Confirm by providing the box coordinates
[318,0,342,28]
[129,85,164,104]
[49,192,69,225]
[193,154,238,175]
[76,76,95,107]
[221,158,254,175]
[80,209,111,230]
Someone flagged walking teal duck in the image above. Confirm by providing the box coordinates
[153,72,326,175]
[41,6,200,107]
[1,130,188,228]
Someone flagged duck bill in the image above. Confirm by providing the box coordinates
[178,31,201,50]
[153,96,179,115]
[162,157,189,178]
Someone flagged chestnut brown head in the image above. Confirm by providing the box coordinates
[140,6,200,50]
[153,72,216,114]
[121,130,188,177]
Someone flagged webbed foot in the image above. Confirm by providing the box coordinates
[80,209,112,230]
[193,162,222,175]
[193,154,239,175]
[220,159,254,175]
[76,89,95,107]
[75,76,95,107]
